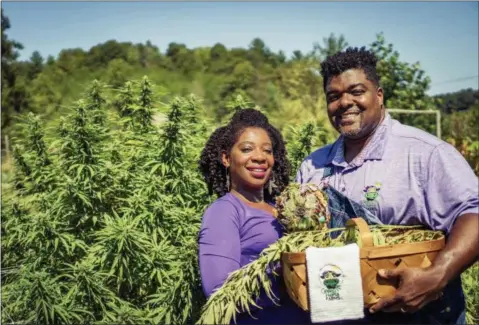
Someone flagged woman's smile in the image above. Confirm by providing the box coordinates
[246,165,269,179]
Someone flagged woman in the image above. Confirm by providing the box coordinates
[198,108,310,324]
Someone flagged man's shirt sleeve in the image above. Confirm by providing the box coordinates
[424,142,479,233]
[295,159,310,184]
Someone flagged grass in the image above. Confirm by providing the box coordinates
[462,262,479,324]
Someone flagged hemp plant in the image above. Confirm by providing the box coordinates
[1,77,212,325]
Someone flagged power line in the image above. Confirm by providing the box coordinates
[431,75,479,86]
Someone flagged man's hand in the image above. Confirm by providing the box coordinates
[371,213,479,314]
[369,267,445,314]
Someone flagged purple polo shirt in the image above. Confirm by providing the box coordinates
[295,112,479,234]
[198,192,310,324]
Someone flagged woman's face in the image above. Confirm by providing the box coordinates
[222,127,275,192]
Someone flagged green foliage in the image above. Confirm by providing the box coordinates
[370,33,440,135]
[1,9,477,323]
[1,9,28,131]
[1,78,214,324]
[285,122,332,177]
[443,102,479,174]
[462,262,479,325]
[312,33,349,62]
[0,10,475,157]
[0,76,344,324]
[434,88,479,114]
[27,51,44,79]
[435,88,478,175]
[105,58,134,88]
[371,33,436,111]
[275,183,330,232]
[1,9,342,136]
[2,74,478,325]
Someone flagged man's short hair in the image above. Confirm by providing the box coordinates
[320,47,380,89]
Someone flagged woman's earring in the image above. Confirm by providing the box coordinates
[226,168,230,191]
[268,173,274,195]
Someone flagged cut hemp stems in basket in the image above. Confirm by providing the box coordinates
[196,183,444,325]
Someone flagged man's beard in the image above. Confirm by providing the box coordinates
[341,128,362,138]
[337,120,363,138]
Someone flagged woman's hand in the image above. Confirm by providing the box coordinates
[369,266,446,314]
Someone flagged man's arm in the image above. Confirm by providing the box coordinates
[424,142,479,279]
[370,213,478,314]
[431,213,478,288]
[371,142,479,314]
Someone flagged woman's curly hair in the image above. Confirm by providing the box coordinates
[199,108,291,201]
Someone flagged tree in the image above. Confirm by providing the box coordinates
[46,55,55,66]
[210,42,227,61]
[1,9,23,62]
[277,50,287,64]
[166,42,187,59]
[28,65,65,116]
[230,61,256,89]
[85,40,129,69]
[443,102,479,174]
[27,51,44,79]
[134,41,161,68]
[312,33,349,62]
[2,79,214,324]
[292,50,304,61]
[1,9,28,131]
[105,58,134,88]
[248,37,272,68]
[165,42,202,74]
[54,48,87,74]
[370,32,436,111]
[249,37,267,55]
[370,32,438,134]
[434,88,479,114]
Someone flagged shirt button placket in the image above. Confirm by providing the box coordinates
[340,171,346,192]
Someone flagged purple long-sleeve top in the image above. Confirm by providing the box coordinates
[198,192,310,324]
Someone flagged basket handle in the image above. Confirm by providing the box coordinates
[346,217,374,248]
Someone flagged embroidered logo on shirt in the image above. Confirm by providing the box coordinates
[319,264,344,300]
[363,182,382,201]
[362,182,382,216]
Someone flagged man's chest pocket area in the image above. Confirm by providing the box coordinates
[374,186,423,224]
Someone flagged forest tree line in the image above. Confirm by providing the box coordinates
[1,8,478,172]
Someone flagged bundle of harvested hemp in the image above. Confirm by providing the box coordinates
[274,183,330,232]
[196,183,444,324]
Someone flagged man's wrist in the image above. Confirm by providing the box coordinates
[428,261,451,291]
[434,214,479,285]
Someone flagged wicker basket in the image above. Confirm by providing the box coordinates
[281,218,445,311]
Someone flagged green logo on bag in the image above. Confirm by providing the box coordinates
[319,264,343,300]
[364,182,381,201]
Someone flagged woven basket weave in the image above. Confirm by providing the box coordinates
[281,218,445,311]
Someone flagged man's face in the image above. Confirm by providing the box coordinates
[325,69,384,139]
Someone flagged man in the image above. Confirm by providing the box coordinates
[296,47,478,324]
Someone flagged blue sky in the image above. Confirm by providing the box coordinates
[2,1,478,96]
